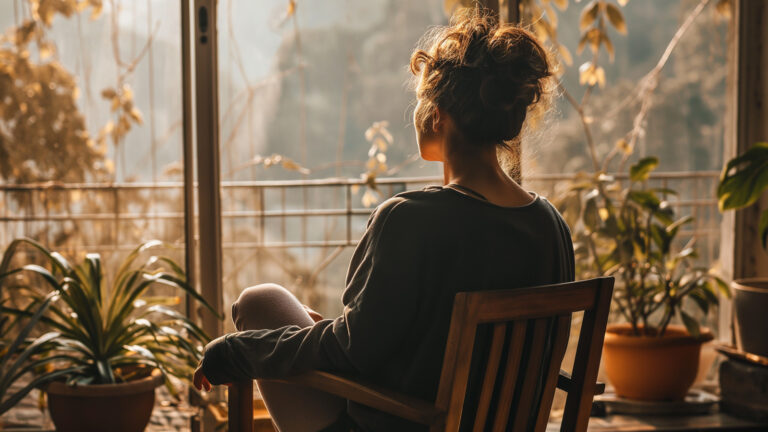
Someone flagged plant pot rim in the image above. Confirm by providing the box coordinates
[45,369,163,397]
[732,278,768,293]
[605,323,713,347]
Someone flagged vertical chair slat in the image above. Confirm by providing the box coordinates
[534,315,572,431]
[471,323,507,432]
[510,317,550,432]
[228,381,254,432]
[561,278,614,432]
[491,320,527,432]
[442,295,480,432]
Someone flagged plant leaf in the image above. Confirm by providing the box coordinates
[679,309,701,339]
[630,156,659,182]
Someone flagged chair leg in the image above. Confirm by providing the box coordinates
[228,381,254,432]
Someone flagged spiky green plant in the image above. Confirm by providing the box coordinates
[0,292,82,415]
[0,238,217,399]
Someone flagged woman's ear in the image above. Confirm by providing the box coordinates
[432,107,442,133]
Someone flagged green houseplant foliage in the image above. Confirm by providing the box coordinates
[0,238,217,398]
[717,141,768,249]
[0,292,82,415]
[558,157,729,337]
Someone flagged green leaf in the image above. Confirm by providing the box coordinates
[760,210,768,250]
[679,309,701,339]
[627,190,660,210]
[584,195,600,232]
[630,156,659,182]
[689,290,710,315]
[718,142,768,211]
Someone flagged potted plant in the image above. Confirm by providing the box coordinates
[718,141,768,358]
[0,238,216,432]
[559,157,728,400]
[1,292,84,427]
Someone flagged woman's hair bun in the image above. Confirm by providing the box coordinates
[410,8,552,145]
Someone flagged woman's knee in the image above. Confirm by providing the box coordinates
[231,283,313,331]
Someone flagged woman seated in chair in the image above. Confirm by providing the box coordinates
[194,9,573,432]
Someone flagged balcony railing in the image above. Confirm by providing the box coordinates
[0,171,721,258]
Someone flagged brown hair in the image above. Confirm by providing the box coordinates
[410,9,553,147]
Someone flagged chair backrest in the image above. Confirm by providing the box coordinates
[433,277,614,432]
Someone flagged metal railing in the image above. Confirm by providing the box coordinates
[0,171,721,257]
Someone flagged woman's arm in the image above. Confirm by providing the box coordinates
[198,197,425,385]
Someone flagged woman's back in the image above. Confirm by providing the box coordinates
[343,186,574,431]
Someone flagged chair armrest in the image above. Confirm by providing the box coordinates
[266,371,445,426]
[557,369,606,395]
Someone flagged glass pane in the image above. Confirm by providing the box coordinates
[218,0,446,329]
[526,0,726,266]
[0,0,185,257]
[0,0,187,426]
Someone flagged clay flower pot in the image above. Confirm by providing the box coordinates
[603,323,713,400]
[45,370,164,432]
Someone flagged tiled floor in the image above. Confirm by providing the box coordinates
[2,381,196,431]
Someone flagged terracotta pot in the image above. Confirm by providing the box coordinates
[603,323,713,401]
[46,370,163,432]
[732,279,768,358]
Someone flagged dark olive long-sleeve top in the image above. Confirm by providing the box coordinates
[201,186,575,431]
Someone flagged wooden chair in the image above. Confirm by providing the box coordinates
[228,277,614,432]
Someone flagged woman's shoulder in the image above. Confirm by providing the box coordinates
[366,187,446,229]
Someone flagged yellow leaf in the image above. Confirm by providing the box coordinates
[616,138,633,155]
[129,107,143,124]
[579,62,596,86]
[715,0,731,19]
[101,88,117,99]
[122,85,133,101]
[281,158,310,175]
[286,0,296,17]
[90,0,103,20]
[595,66,606,88]
[605,3,627,34]
[617,0,629,5]
[553,0,568,10]
[374,137,388,152]
[579,0,599,31]
[104,159,115,173]
[101,121,114,135]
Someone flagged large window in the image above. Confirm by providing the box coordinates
[0,1,186,269]
[1,0,729,355]
[216,0,446,326]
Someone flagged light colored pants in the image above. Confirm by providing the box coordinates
[231,283,346,432]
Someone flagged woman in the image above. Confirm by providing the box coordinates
[194,9,574,432]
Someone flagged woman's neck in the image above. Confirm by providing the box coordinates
[441,141,533,207]
[442,144,509,188]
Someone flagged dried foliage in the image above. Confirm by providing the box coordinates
[0,0,109,184]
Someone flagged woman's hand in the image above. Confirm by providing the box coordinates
[303,304,323,323]
[193,363,212,392]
